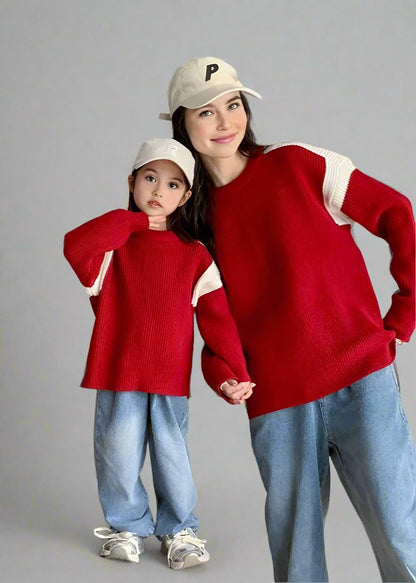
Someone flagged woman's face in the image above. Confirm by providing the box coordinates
[184,92,247,161]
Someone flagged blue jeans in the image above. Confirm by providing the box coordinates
[94,391,199,537]
[250,365,416,582]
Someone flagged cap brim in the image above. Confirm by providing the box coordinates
[132,154,193,188]
[183,85,262,110]
[159,85,262,121]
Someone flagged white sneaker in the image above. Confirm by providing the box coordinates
[93,527,144,563]
[161,528,210,570]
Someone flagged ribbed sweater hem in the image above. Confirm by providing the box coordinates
[246,351,395,419]
[80,382,191,397]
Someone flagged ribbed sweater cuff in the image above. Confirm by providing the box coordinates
[383,309,415,343]
[129,211,149,231]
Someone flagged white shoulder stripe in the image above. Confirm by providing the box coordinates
[264,142,356,225]
[191,261,223,307]
[85,251,113,297]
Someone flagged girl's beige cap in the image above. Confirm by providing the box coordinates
[159,56,262,120]
[132,138,195,187]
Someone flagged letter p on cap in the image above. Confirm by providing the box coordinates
[205,63,219,81]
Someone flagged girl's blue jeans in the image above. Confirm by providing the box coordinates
[94,391,199,537]
[250,364,416,582]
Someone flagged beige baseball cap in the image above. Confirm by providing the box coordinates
[159,56,262,120]
[132,138,195,187]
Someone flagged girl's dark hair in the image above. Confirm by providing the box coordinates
[171,93,264,254]
[128,171,197,243]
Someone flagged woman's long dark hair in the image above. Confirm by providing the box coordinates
[171,93,264,254]
[128,172,197,243]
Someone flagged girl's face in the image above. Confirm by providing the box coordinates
[128,159,191,217]
[184,92,247,161]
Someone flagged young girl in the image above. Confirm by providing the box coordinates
[160,57,416,582]
[64,138,253,570]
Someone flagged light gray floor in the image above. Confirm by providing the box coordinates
[3,358,415,582]
[3,379,395,583]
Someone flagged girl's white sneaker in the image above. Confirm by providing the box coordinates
[93,527,144,563]
[161,528,210,570]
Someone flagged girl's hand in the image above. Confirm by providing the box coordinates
[221,379,255,405]
[148,215,167,230]
[395,338,406,345]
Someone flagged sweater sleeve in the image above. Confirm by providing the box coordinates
[299,143,416,341]
[339,170,415,341]
[194,262,251,399]
[63,209,149,288]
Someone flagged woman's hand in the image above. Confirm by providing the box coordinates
[221,379,255,405]
[148,215,167,230]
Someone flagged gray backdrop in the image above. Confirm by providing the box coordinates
[1,1,415,582]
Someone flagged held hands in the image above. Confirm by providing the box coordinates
[148,215,167,230]
[220,379,255,405]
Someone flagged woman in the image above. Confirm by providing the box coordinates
[159,56,416,582]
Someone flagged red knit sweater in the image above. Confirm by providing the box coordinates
[205,143,415,419]
[64,209,250,396]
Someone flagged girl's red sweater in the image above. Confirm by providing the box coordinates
[206,143,415,418]
[64,209,250,396]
